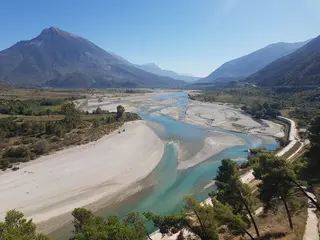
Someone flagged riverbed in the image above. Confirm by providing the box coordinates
[50,91,279,239]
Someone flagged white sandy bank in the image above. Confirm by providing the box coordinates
[83,90,179,114]
[0,121,164,225]
[177,133,245,169]
[160,107,180,120]
[185,101,284,138]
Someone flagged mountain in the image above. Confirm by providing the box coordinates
[0,27,185,88]
[198,40,310,83]
[247,35,320,86]
[108,51,133,66]
[106,52,200,82]
[135,63,200,82]
[107,51,199,82]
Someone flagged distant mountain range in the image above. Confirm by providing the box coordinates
[198,39,311,83]
[0,27,185,88]
[135,63,200,82]
[247,35,320,86]
[108,52,200,82]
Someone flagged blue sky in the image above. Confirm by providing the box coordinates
[1,0,319,77]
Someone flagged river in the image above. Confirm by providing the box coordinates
[51,92,278,239]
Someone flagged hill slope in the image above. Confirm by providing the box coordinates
[0,27,184,88]
[247,35,320,86]
[199,40,310,83]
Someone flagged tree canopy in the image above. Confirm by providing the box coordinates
[306,114,320,178]
[69,208,147,240]
[145,196,219,240]
[0,210,49,240]
[116,105,125,121]
[213,159,260,237]
[253,154,296,229]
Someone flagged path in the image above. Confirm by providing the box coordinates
[303,191,319,240]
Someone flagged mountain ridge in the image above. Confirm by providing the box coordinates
[0,27,185,88]
[198,39,311,83]
[247,35,320,86]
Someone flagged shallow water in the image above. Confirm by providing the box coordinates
[52,92,278,239]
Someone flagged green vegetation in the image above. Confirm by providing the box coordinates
[0,210,49,240]
[189,86,320,127]
[212,159,260,238]
[253,155,296,230]
[69,208,148,240]
[0,101,140,170]
[294,115,320,184]
[0,86,87,100]
[0,98,67,116]
[146,196,254,240]
[146,196,219,240]
[116,105,125,120]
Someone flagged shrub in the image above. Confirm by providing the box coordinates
[92,119,100,128]
[33,139,50,154]
[22,137,36,144]
[0,159,10,170]
[50,136,60,142]
[13,140,22,145]
[49,142,61,151]
[116,105,125,120]
[277,137,289,147]
[2,145,31,160]
[76,129,85,134]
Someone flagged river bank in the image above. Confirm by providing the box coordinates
[0,120,164,233]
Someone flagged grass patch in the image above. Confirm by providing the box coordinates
[0,88,88,100]
[0,114,10,119]
[80,113,115,121]
[37,104,63,112]
[20,115,65,121]
[0,114,65,121]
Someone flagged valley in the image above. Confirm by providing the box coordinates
[1,4,320,239]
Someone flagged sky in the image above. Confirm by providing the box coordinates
[1,0,320,77]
